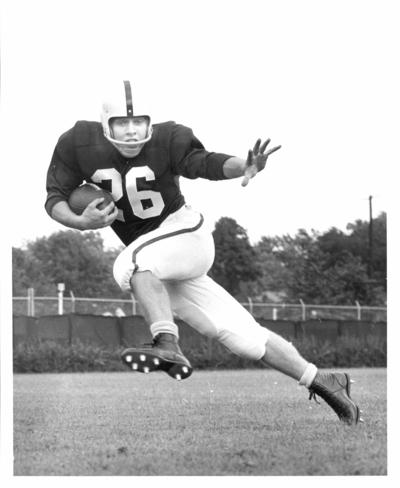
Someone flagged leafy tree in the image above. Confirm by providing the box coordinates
[345,212,386,285]
[253,236,291,300]
[209,217,261,298]
[12,246,55,295]
[12,213,386,307]
[258,227,384,305]
[12,247,34,295]
[13,231,123,297]
[317,212,386,302]
[318,213,386,277]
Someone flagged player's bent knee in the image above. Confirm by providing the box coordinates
[218,326,270,361]
[130,270,164,292]
[113,249,137,292]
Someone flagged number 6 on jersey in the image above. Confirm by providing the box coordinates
[126,166,165,219]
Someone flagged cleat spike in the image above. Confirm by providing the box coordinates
[175,374,182,381]
[125,355,132,363]
[153,358,160,366]
[139,354,146,362]
[182,366,189,374]
[350,379,355,384]
[143,366,149,373]
[132,363,138,370]
[359,418,364,423]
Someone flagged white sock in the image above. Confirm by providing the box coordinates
[150,320,179,338]
[298,363,318,388]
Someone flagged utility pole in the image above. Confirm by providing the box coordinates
[368,195,373,278]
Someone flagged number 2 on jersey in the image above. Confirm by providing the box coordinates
[91,166,165,220]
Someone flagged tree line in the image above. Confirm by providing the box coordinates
[12,212,386,306]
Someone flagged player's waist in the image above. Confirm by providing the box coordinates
[111,199,187,245]
[161,204,203,228]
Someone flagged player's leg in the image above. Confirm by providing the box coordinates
[130,269,308,380]
[166,275,361,424]
[125,269,192,379]
[260,332,361,424]
[165,275,270,358]
[113,205,214,380]
[130,270,174,325]
[166,275,307,374]
[261,331,310,380]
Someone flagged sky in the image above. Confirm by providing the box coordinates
[1,0,396,251]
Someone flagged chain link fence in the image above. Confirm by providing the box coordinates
[13,289,387,322]
[243,302,386,321]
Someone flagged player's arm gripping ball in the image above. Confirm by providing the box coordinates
[67,184,118,229]
[241,138,282,187]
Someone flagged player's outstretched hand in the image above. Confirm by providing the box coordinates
[241,139,281,187]
[81,198,119,229]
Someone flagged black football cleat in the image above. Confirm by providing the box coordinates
[308,372,362,425]
[121,333,193,381]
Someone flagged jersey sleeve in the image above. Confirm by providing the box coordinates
[45,125,84,216]
[169,124,232,180]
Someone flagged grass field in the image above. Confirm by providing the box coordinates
[13,368,386,476]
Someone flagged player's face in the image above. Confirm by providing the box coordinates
[110,117,149,142]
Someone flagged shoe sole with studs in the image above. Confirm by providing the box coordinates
[121,349,192,380]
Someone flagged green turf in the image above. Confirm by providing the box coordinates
[13,368,386,476]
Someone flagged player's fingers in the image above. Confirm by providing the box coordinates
[87,197,105,208]
[100,206,118,225]
[244,163,258,180]
[101,201,116,214]
[253,138,262,154]
[245,149,252,167]
[266,145,282,156]
[106,207,118,223]
[109,206,119,219]
[241,175,250,187]
[260,138,271,154]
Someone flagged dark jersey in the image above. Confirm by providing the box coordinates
[45,121,231,245]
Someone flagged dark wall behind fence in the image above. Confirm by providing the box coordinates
[13,314,386,347]
[13,314,387,371]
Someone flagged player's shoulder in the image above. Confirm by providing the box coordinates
[152,120,177,134]
[152,120,194,142]
[153,120,192,132]
[57,121,103,147]
[72,120,105,146]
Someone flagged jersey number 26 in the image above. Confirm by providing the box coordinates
[91,166,165,220]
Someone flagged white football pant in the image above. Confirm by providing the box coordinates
[113,205,270,360]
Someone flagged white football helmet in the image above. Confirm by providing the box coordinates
[101,80,153,158]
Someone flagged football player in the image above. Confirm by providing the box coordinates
[45,80,361,425]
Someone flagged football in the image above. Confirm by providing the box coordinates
[68,184,114,215]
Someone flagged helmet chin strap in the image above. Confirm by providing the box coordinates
[105,128,153,158]
[113,142,145,158]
